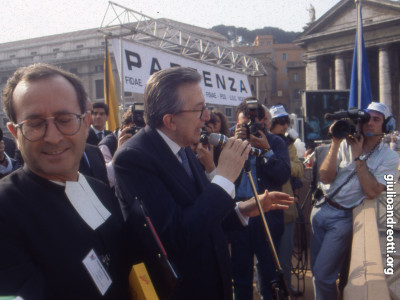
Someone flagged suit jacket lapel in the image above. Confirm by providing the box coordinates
[144,127,199,203]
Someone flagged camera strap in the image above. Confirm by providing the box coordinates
[315,137,382,209]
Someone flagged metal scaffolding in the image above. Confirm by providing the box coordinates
[99,1,267,77]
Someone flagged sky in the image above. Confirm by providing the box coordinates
[0,0,341,44]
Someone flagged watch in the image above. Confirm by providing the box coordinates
[354,155,366,161]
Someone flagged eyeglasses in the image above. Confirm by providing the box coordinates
[274,116,290,125]
[179,105,208,119]
[14,112,87,142]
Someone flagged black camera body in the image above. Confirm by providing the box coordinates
[127,103,145,136]
[325,109,370,139]
[244,99,264,138]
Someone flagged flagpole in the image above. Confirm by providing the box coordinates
[104,37,120,131]
[356,0,362,108]
[349,0,372,110]
[119,35,125,109]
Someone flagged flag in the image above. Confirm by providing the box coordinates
[348,0,372,109]
[104,38,120,131]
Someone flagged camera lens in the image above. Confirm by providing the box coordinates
[331,120,351,139]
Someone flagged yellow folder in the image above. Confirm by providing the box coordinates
[129,263,159,300]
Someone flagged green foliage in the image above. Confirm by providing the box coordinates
[211,25,301,45]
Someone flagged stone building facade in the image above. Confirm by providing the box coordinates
[296,0,400,121]
[0,21,230,133]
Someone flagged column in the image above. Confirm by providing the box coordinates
[306,57,318,90]
[379,47,391,109]
[335,54,346,90]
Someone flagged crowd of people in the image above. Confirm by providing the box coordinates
[0,63,397,300]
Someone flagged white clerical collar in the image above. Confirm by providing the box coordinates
[156,128,181,157]
[64,173,111,230]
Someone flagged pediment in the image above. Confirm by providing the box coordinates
[299,0,400,39]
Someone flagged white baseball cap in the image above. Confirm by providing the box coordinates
[366,102,390,119]
[270,105,289,119]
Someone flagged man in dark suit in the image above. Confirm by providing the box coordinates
[87,102,112,145]
[113,67,293,300]
[79,143,109,186]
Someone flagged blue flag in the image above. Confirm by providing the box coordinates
[348,1,372,109]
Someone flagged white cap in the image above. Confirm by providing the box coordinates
[366,102,390,119]
[270,105,289,119]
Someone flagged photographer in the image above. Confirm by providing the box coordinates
[311,102,399,300]
[269,105,304,297]
[99,104,144,187]
[229,98,290,300]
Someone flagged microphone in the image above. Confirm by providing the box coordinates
[364,132,384,137]
[203,132,265,157]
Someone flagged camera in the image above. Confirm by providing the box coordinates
[127,103,145,135]
[243,99,264,137]
[324,109,370,139]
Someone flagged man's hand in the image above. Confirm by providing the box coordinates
[238,190,294,218]
[328,122,345,146]
[196,143,215,173]
[234,123,247,140]
[347,133,364,158]
[249,130,270,151]
[216,138,250,182]
[117,127,133,148]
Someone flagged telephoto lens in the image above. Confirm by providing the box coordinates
[330,119,353,139]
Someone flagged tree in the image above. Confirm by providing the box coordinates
[211,25,300,45]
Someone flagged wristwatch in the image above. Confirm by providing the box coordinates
[354,155,366,161]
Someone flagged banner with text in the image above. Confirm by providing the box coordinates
[111,39,252,106]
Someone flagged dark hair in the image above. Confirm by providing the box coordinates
[121,108,133,126]
[92,102,109,115]
[271,115,290,130]
[144,67,202,128]
[236,97,265,121]
[206,112,218,126]
[2,63,87,123]
[213,111,230,136]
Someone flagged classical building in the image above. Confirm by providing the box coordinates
[296,0,400,121]
[0,20,232,133]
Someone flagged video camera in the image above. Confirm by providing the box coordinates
[127,103,145,136]
[243,99,264,138]
[324,109,370,139]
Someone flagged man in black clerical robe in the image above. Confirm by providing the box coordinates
[0,63,130,300]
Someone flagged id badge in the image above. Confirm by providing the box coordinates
[82,249,112,295]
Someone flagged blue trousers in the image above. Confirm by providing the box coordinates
[278,221,295,288]
[230,212,283,300]
[310,203,353,300]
